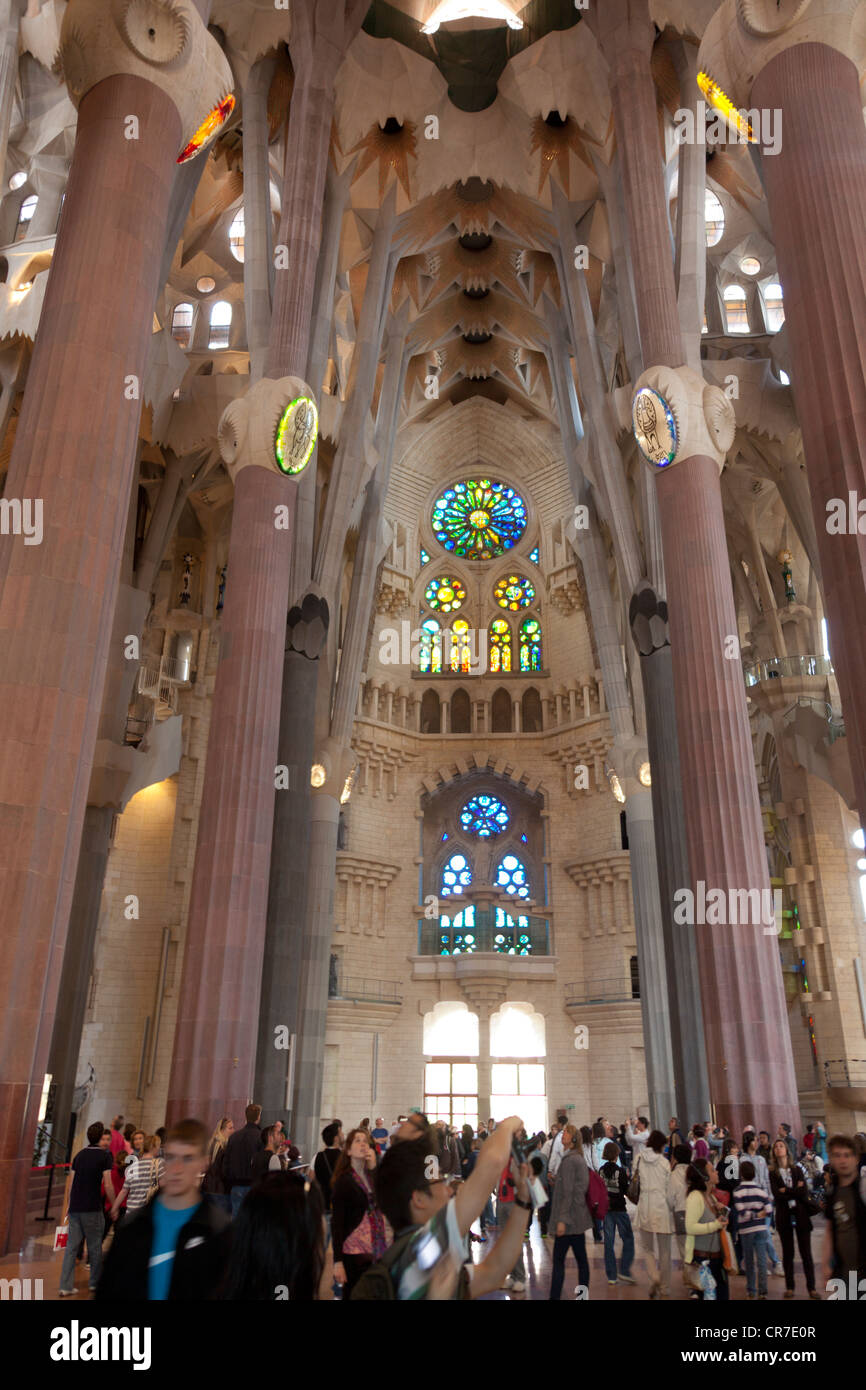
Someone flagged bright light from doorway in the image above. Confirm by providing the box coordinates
[422,1,524,33]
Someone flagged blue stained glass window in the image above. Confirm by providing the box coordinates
[459,794,510,838]
[529,545,539,564]
[431,478,527,560]
[418,618,442,675]
[441,832,448,841]
[420,547,430,567]
[496,853,530,899]
[441,852,472,897]
[521,833,527,843]
[519,616,542,672]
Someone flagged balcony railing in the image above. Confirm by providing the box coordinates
[744,654,833,687]
[418,905,550,956]
[779,696,846,743]
[824,1059,866,1088]
[328,976,402,1005]
[564,977,640,1006]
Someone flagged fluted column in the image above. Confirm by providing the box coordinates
[0,2,18,192]
[243,56,277,384]
[0,0,232,1250]
[596,0,799,1132]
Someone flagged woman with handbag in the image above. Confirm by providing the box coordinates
[631,1129,674,1298]
[331,1128,388,1299]
[684,1159,729,1300]
[769,1139,821,1299]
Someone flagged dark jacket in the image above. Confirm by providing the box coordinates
[224,1123,261,1187]
[769,1163,813,1234]
[331,1170,376,1261]
[96,1194,231,1301]
[314,1148,340,1212]
[824,1168,866,1279]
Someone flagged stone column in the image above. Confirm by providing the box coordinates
[596,0,799,1132]
[243,56,277,385]
[0,1,231,1251]
[0,1,18,191]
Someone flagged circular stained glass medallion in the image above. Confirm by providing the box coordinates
[275,396,318,476]
[432,478,527,560]
[459,794,510,838]
[632,387,677,469]
[424,575,466,613]
[494,574,534,610]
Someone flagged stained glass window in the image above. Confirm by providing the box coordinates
[449,618,472,674]
[519,616,542,672]
[496,854,529,899]
[489,618,512,673]
[431,479,527,560]
[420,547,430,567]
[494,575,535,611]
[425,575,465,613]
[418,618,442,674]
[460,795,510,838]
[529,546,540,565]
[441,852,472,897]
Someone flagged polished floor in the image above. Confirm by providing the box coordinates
[2,1207,824,1302]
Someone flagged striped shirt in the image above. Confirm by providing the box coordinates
[123,1155,164,1211]
[733,1180,771,1234]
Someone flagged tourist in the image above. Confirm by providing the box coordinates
[314,1122,342,1217]
[757,1130,772,1162]
[625,1115,650,1156]
[496,1130,529,1292]
[742,1129,783,1277]
[58,1122,114,1297]
[458,1123,475,1178]
[371,1117,389,1155]
[684,1158,729,1300]
[129,1130,145,1160]
[814,1121,828,1162]
[433,1119,461,1176]
[803,1123,815,1152]
[202,1116,233,1213]
[224,1102,262,1217]
[252,1124,279,1181]
[391,1113,430,1145]
[633,1128,674,1298]
[108,1116,127,1158]
[600,1140,634,1285]
[777,1123,797,1163]
[122,1123,136,1152]
[733,1159,772,1299]
[716,1138,743,1274]
[220,1170,333,1300]
[822,1133,866,1286]
[769,1138,820,1299]
[103,1145,128,1237]
[331,1128,387,1299]
[691,1124,710,1161]
[667,1117,686,1154]
[111,1133,163,1221]
[353,1115,528,1299]
[97,1118,229,1301]
[548,1123,591,1300]
[669,1143,692,1285]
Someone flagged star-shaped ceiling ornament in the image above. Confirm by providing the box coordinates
[350,119,418,203]
[529,113,597,199]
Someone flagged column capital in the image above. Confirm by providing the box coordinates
[218,376,319,483]
[699,0,866,111]
[607,737,652,804]
[631,364,735,475]
[57,0,233,162]
[310,738,356,802]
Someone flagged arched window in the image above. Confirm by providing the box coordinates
[441,851,472,897]
[491,687,512,732]
[723,285,749,334]
[491,1002,546,1057]
[418,617,442,675]
[423,1001,479,1055]
[704,188,724,247]
[763,282,784,332]
[496,853,529,899]
[420,687,441,733]
[519,616,542,672]
[208,300,232,349]
[451,687,471,733]
[171,302,194,350]
[14,194,38,242]
[489,617,512,673]
[522,686,542,732]
[449,617,472,674]
[229,207,245,262]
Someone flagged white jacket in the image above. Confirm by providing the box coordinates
[633,1148,674,1233]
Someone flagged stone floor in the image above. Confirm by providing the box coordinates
[2,1209,824,1303]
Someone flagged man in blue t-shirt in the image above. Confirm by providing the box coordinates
[371,1118,390,1156]
[97,1118,230,1301]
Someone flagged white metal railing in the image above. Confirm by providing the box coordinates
[744,654,833,687]
[137,655,188,711]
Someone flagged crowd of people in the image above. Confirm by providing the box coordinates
[54,1105,866,1302]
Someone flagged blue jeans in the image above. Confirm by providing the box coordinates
[603,1210,634,1280]
[549,1232,589,1300]
[60,1211,104,1293]
[740,1230,768,1295]
[498,1201,527,1281]
[230,1185,250,1218]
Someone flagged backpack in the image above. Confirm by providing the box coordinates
[350,1228,471,1301]
[586,1168,609,1221]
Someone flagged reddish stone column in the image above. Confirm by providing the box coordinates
[753,43,866,828]
[0,75,180,1253]
[597,1,800,1131]
[166,465,294,1123]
